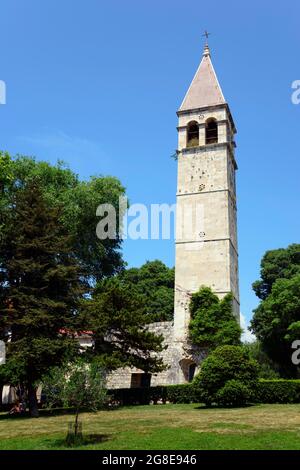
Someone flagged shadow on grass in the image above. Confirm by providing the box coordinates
[0,407,94,421]
[49,434,111,448]
[194,403,256,410]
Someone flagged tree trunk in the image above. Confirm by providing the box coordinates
[28,383,39,417]
[74,408,79,437]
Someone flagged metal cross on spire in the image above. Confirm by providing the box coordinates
[202,30,211,44]
[202,30,211,56]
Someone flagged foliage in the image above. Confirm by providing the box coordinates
[251,273,300,377]
[80,277,166,373]
[0,152,13,195]
[42,359,106,443]
[43,360,106,411]
[215,379,252,407]
[108,387,159,406]
[108,384,198,406]
[251,244,300,377]
[189,287,242,351]
[256,379,300,404]
[252,244,300,300]
[96,260,174,322]
[107,379,300,407]
[193,345,259,406]
[0,180,85,416]
[165,384,199,404]
[243,341,280,379]
[0,155,166,413]
[0,152,126,287]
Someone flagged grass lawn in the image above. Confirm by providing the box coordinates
[1,403,300,450]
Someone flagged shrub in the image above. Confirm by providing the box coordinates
[106,378,300,407]
[193,345,259,406]
[216,380,252,407]
[256,379,300,404]
[107,384,198,406]
[108,387,153,406]
[166,384,198,404]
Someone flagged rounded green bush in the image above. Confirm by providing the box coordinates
[194,345,259,406]
[216,379,251,407]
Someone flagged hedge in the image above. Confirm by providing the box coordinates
[108,380,300,406]
[256,380,300,404]
[108,384,199,406]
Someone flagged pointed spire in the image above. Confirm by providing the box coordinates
[203,43,210,57]
[179,40,226,112]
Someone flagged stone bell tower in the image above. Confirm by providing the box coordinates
[174,42,240,342]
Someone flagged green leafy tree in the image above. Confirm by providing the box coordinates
[0,152,126,286]
[96,260,175,322]
[81,278,166,373]
[0,180,85,416]
[42,359,106,444]
[189,287,242,351]
[0,153,14,305]
[252,244,300,300]
[251,274,300,376]
[243,341,280,379]
[0,151,13,193]
[194,345,258,406]
[0,155,167,412]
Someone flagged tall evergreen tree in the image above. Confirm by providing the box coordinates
[0,180,85,416]
[81,278,166,373]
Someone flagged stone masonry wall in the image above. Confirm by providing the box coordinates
[106,321,206,389]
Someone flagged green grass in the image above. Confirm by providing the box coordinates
[1,403,300,450]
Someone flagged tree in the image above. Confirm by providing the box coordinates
[0,180,85,416]
[0,152,126,288]
[193,345,258,407]
[81,278,166,373]
[243,341,280,379]
[0,155,167,413]
[0,153,14,311]
[189,287,242,351]
[252,244,300,300]
[95,260,175,322]
[250,244,300,377]
[42,359,106,445]
[251,274,300,376]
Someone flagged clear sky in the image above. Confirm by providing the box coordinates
[1,0,299,335]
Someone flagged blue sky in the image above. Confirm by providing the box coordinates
[1,0,299,333]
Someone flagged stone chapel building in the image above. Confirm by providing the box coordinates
[106,42,240,389]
